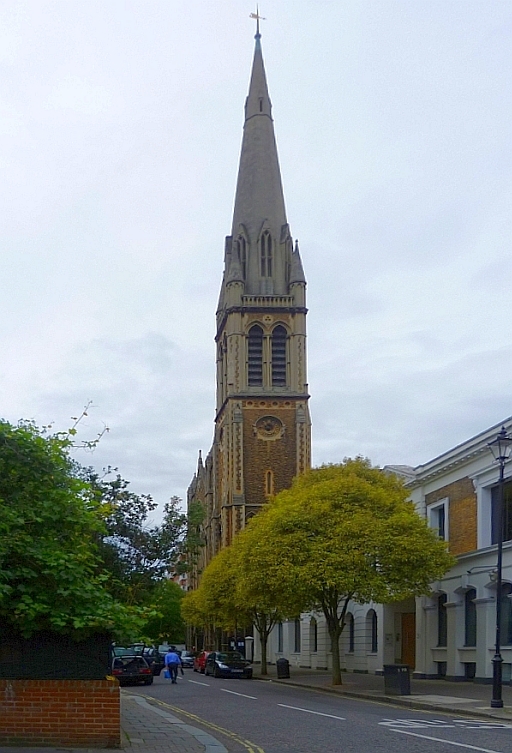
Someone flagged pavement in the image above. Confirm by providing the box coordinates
[0,667,511,752]
[266,664,512,721]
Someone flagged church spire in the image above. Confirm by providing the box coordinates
[230,33,287,248]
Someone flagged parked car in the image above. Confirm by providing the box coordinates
[142,647,166,676]
[112,645,165,676]
[193,650,211,674]
[180,650,194,669]
[204,651,253,679]
[112,655,154,686]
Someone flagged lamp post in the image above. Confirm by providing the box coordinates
[487,426,512,708]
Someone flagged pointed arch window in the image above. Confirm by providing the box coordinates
[260,231,272,277]
[237,236,247,278]
[271,325,287,386]
[247,325,263,386]
[265,470,274,496]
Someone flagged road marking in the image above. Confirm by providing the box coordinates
[188,679,210,686]
[221,688,257,700]
[146,696,265,753]
[380,717,512,730]
[278,703,345,721]
[390,729,504,752]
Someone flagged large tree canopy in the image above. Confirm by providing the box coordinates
[183,458,454,684]
[255,458,455,683]
[0,420,141,638]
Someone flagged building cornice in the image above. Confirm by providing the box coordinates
[216,302,308,338]
[406,416,512,488]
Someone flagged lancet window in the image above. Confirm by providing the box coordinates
[237,236,247,278]
[271,325,287,386]
[247,325,263,386]
[260,231,272,277]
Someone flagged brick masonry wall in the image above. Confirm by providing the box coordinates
[0,678,120,748]
[425,477,477,556]
[242,404,298,507]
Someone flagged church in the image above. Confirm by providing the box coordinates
[187,27,311,589]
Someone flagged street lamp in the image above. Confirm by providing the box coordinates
[487,426,512,708]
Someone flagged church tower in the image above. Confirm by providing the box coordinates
[188,29,311,569]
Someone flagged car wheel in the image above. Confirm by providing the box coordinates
[144,677,154,685]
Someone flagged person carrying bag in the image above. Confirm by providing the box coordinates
[164,647,182,684]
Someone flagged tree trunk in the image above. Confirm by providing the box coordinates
[260,633,268,675]
[329,627,342,685]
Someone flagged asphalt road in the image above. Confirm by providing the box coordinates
[128,670,512,753]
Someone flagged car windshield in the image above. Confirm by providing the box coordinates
[216,652,243,662]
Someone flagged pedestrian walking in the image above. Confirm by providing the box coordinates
[164,647,182,684]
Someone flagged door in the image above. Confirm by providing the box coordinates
[401,612,416,669]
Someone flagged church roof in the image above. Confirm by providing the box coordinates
[231,32,287,243]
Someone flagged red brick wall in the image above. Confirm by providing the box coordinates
[0,678,120,747]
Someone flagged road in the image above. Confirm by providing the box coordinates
[128,671,512,753]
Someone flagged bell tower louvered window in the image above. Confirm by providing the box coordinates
[260,231,272,277]
[237,236,247,278]
[248,325,263,386]
[271,325,287,386]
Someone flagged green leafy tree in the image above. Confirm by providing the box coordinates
[0,420,142,639]
[83,467,187,605]
[141,580,185,644]
[175,500,206,581]
[181,545,254,651]
[257,458,455,684]
[181,526,303,672]
[232,514,305,674]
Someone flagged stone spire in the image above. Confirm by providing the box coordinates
[290,240,306,284]
[230,33,287,244]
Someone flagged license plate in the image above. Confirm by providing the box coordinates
[232,669,243,673]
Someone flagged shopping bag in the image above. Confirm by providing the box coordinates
[164,669,171,679]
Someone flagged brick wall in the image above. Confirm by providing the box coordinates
[242,403,298,507]
[0,678,120,748]
[425,477,477,556]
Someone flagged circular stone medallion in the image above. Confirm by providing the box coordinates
[255,415,284,440]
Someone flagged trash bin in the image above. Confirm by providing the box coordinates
[276,658,290,679]
[383,664,410,695]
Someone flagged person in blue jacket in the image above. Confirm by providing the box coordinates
[164,647,182,684]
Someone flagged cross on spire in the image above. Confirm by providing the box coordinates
[250,5,266,38]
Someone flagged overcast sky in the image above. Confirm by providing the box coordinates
[1,1,511,515]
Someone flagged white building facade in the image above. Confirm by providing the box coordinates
[258,418,512,683]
